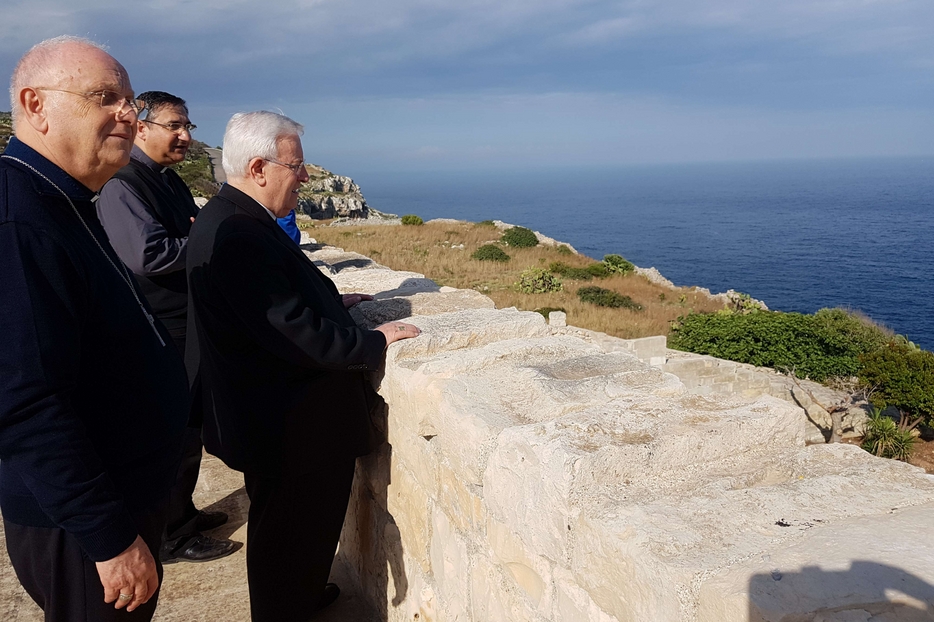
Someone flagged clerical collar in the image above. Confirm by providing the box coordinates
[130,145,170,174]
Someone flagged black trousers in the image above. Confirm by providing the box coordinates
[165,335,204,542]
[164,425,204,541]
[4,501,168,622]
[243,457,356,622]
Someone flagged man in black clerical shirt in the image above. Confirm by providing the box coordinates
[97,91,235,564]
[0,36,188,620]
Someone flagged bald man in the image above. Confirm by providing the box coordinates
[0,37,188,621]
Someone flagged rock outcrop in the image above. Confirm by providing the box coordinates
[299,164,374,219]
[299,242,934,622]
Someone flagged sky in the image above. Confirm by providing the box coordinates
[1,0,933,172]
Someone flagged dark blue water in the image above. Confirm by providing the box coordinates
[354,158,934,350]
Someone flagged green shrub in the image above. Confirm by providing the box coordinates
[603,254,634,274]
[502,226,538,248]
[471,244,511,262]
[556,244,573,255]
[401,214,424,226]
[516,268,562,294]
[577,286,643,310]
[548,262,593,280]
[860,406,917,461]
[586,263,610,278]
[859,342,934,425]
[534,306,566,319]
[668,308,891,382]
[477,219,496,227]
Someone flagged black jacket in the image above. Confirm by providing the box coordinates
[0,138,188,561]
[186,184,386,476]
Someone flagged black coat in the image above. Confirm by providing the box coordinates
[185,184,387,476]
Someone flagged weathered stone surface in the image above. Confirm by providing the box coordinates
[7,243,933,622]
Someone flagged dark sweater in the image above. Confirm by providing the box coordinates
[98,147,200,339]
[0,137,188,562]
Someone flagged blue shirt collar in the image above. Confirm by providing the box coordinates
[2,136,98,202]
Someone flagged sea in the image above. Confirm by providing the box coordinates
[353,157,934,351]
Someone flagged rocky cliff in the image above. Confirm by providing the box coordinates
[0,111,12,153]
[298,164,376,219]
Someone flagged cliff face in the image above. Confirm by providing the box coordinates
[0,112,12,153]
[298,164,372,219]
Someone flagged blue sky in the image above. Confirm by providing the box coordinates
[2,0,932,172]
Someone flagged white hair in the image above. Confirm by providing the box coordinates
[9,36,108,124]
[222,111,305,179]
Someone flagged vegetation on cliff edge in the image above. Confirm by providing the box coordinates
[310,219,724,340]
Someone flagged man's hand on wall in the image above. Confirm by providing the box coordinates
[376,321,421,345]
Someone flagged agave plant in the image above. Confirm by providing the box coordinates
[860,405,921,462]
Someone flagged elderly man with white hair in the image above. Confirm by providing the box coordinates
[0,37,189,620]
[186,111,420,620]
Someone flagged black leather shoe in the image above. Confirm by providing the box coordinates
[316,583,340,612]
[160,534,237,564]
[194,509,228,532]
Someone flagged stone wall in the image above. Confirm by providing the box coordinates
[308,243,934,622]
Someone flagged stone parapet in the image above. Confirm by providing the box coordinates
[324,246,934,620]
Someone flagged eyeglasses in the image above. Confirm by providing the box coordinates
[33,88,145,116]
[264,158,306,175]
[142,120,197,135]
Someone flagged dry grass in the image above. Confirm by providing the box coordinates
[310,220,724,339]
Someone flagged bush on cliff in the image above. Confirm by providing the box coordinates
[471,244,510,262]
[516,268,561,294]
[668,308,891,382]
[401,214,424,226]
[577,286,643,310]
[502,226,538,248]
[549,261,593,280]
[603,254,634,275]
[859,341,934,425]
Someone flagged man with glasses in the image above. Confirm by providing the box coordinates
[97,91,236,565]
[1,37,188,620]
[187,111,420,620]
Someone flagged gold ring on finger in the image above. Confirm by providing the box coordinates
[118,593,132,601]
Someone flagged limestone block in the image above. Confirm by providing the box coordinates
[553,567,625,622]
[438,460,487,534]
[430,506,471,619]
[470,554,523,622]
[695,504,934,622]
[387,308,550,363]
[381,562,441,622]
[330,267,439,297]
[548,311,567,327]
[386,421,442,498]
[304,246,385,272]
[350,289,495,328]
[570,444,934,621]
[387,460,434,575]
[484,423,582,561]
[487,518,556,613]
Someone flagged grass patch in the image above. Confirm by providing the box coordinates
[311,220,723,339]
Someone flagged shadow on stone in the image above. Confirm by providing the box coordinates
[350,298,415,330]
[748,561,934,621]
[332,258,379,271]
[333,382,409,620]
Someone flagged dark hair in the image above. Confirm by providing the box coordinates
[139,91,188,120]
